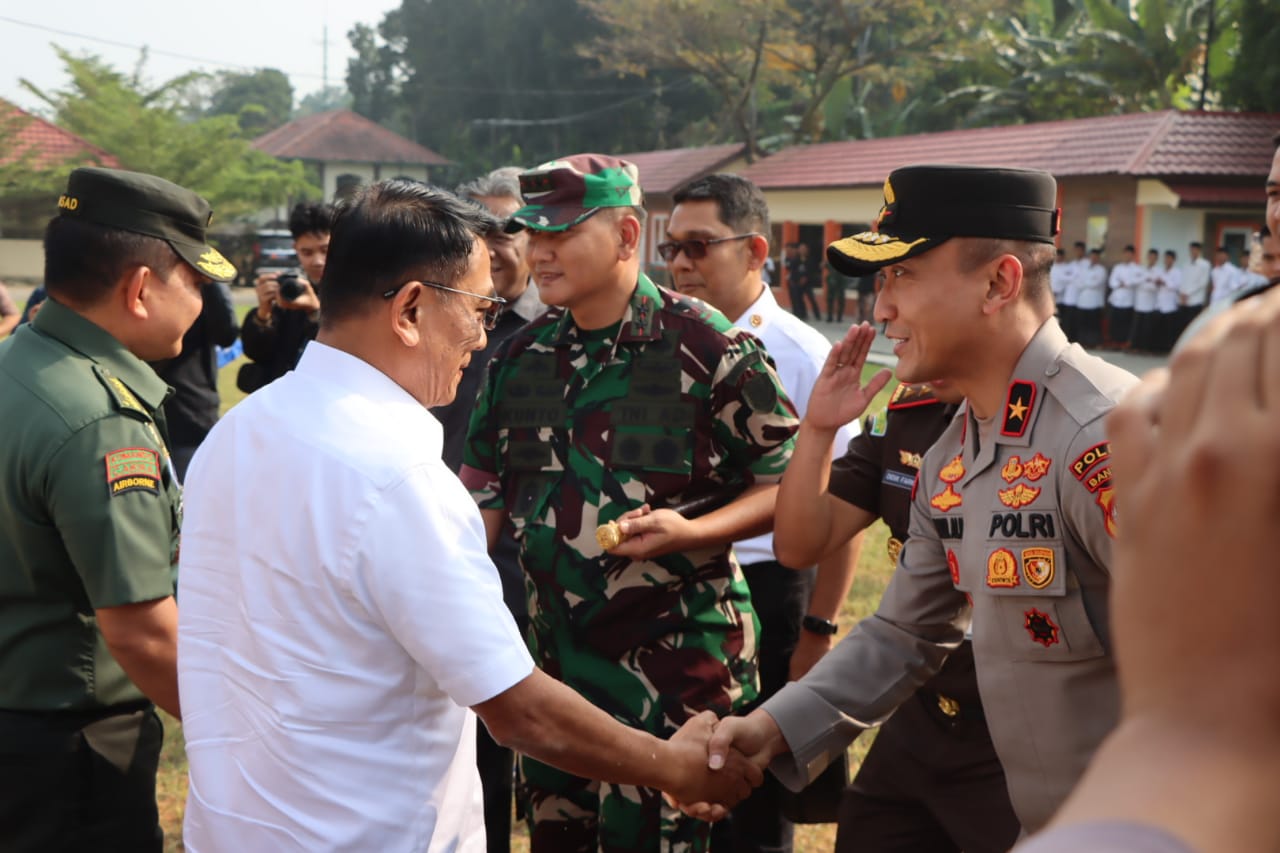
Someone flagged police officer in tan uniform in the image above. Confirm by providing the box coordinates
[705,165,1138,837]
[0,167,235,850]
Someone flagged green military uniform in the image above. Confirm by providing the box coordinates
[0,167,234,851]
[464,157,797,851]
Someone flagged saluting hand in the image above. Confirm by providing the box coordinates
[805,322,893,432]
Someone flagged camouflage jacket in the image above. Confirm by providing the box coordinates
[462,273,798,728]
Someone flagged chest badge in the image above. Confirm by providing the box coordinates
[930,454,965,512]
[1021,547,1055,589]
[986,548,1020,588]
[998,483,1042,508]
[1024,608,1061,647]
[887,537,904,564]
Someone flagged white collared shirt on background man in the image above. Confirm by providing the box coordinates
[1075,262,1108,310]
[179,342,534,853]
[1156,267,1182,314]
[1182,256,1211,306]
[1107,261,1143,309]
[1210,261,1243,303]
[730,285,859,567]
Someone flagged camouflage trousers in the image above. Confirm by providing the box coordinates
[520,753,710,853]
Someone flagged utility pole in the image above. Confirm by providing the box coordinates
[1198,0,1215,111]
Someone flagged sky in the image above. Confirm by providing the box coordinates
[0,1,402,114]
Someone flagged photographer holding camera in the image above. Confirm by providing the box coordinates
[238,202,335,391]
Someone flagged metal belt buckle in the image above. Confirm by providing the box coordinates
[937,693,960,718]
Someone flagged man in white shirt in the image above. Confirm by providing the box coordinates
[1210,245,1243,304]
[1106,245,1141,349]
[1155,250,1183,353]
[1057,241,1086,340]
[1131,248,1161,352]
[1181,241,1212,328]
[177,181,761,852]
[1073,248,1107,348]
[663,173,860,852]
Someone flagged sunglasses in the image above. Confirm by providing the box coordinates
[656,233,761,263]
[381,280,508,330]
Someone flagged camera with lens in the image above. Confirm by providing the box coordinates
[276,270,306,302]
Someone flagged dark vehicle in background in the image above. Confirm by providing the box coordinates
[251,229,298,280]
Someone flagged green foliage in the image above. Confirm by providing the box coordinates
[207,68,294,135]
[1220,0,1280,111]
[19,48,316,218]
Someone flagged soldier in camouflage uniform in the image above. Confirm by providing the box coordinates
[462,154,799,853]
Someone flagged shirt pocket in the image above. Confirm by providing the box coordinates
[980,541,1108,663]
[607,402,696,477]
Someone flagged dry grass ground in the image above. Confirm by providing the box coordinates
[156,329,897,853]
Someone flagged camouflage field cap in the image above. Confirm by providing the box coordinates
[507,154,644,233]
[827,165,1060,277]
[56,167,237,282]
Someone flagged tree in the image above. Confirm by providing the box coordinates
[1220,0,1280,111]
[297,86,353,117]
[207,68,294,134]
[21,48,316,217]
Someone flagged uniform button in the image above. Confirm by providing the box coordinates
[1045,364,1060,377]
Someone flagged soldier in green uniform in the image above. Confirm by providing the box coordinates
[0,167,235,851]
[462,154,799,853]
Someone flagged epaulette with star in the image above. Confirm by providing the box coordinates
[886,382,941,410]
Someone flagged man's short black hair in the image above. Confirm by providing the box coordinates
[672,173,770,235]
[43,216,181,305]
[1190,241,1203,249]
[1215,245,1229,253]
[1148,248,1160,257]
[1073,241,1086,249]
[288,202,337,240]
[1123,244,1135,253]
[1165,250,1178,259]
[319,181,496,326]
[1055,248,1065,258]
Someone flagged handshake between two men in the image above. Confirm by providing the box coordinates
[661,708,790,821]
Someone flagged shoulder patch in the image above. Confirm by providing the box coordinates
[1071,442,1110,481]
[887,382,940,410]
[105,447,161,497]
[868,407,888,436]
[92,366,148,418]
[1000,380,1036,437]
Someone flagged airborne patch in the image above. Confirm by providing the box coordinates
[986,548,1020,588]
[998,483,1041,509]
[1024,608,1060,647]
[1022,547,1055,589]
[105,448,161,497]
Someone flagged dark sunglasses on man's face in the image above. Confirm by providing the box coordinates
[381,280,508,330]
[656,233,761,264]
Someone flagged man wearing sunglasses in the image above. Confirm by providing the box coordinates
[664,172,860,853]
[462,155,800,852]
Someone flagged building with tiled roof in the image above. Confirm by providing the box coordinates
[253,110,453,201]
[614,142,748,272]
[739,110,1280,285]
[1,101,121,172]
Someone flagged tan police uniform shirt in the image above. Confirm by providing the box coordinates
[762,318,1137,832]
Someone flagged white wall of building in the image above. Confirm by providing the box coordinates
[1142,205,1204,260]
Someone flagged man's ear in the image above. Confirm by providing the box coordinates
[984,254,1024,316]
[617,213,642,261]
[122,265,150,320]
[391,282,423,347]
[746,234,769,271]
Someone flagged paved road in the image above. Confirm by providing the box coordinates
[804,315,1166,378]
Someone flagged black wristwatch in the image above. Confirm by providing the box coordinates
[802,615,838,636]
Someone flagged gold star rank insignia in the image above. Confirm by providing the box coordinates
[1000,380,1036,438]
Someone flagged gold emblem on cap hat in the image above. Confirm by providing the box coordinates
[196,248,235,279]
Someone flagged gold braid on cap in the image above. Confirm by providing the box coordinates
[832,233,929,262]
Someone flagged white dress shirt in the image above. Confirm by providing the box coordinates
[730,286,858,567]
[1074,262,1108,310]
[1182,257,1211,306]
[179,342,534,853]
[1107,262,1141,309]
[1156,267,1182,313]
[1210,262,1242,303]
[1135,265,1160,313]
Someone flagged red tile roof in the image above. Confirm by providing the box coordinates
[739,111,1280,189]
[0,102,120,170]
[253,110,451,167]
[1164,182,1266,207]
[616,143,747,195]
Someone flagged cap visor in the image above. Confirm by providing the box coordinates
[172,240,237,282]
[509,206,600,233]
[826,232,945,277]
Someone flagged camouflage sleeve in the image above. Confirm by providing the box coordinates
[459,353,505,510]
[47,415,177,609]
[709,335,799,484]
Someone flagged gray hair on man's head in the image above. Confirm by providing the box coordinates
[456,166,525,204]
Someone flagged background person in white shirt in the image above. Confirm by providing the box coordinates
[1180,242,1212,337]
[1154,250,1183,353]
[663,173,860,853]
[1106,245,1141,349]
[1132,248,1161,352]
[1210,246,1243,304]
[1058,241,1086,340]
[177,181,761,853]
[1073,247,1107,348]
